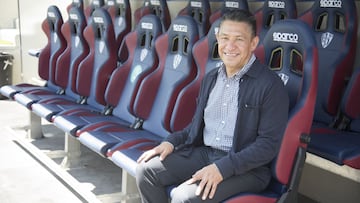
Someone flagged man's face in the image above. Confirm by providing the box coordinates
[216,20,259,73]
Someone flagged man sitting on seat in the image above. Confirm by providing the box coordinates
[136,9,289,203]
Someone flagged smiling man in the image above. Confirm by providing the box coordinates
[136,9,289,203]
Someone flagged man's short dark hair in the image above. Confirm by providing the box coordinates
[219,9,257,38]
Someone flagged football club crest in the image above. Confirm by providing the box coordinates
[278,73,289,85]
[140,49,148,62]
[75,36,80,47]
[321,32,333,48]
[118,18,123,26]
[99,41,105,53]
[131,65,142,83]
[173,54,182,69]
[53,33,58,43]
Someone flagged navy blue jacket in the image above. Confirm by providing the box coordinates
[165,59,289,182]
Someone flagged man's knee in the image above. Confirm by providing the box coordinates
[135,162,148,186]
[170,184,199,203]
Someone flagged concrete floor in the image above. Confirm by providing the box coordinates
[0,99,123,203]
[0,99,320,203]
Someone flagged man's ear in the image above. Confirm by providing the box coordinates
[251,36,260,51]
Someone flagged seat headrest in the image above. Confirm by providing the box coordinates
[69,0,84,11]
[183,0,211,22]
[68,7,87,35]
[135,15,163,49]
[205,18,220,58]
[90,8,113,39]
[166,15,199,55]
[106,0,130,10]
[222,0,249,10]
[260,19,318,109]
[91,0,105,7]
[305,0,355,18]
[191,17,222,82]
[262,20,316,53]
[300,0,357,49]
[47,5,64,31]
[261,0,297,20]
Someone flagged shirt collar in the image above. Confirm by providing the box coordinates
[218,54,256,80]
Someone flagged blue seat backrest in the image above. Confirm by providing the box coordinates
[254,0,297,43]
[85,0,105,22]
[299,0,358,125]
[105,0,132,53]
[132,15,199,137]
[178,0,211,37]
[209,0,249,24]
[134,0,171,32]
[169,18,222,132]
[255,19,318,196]
[339,66,360,132]
[38,6,67,91]
[104,14,163,123]
[67,0,84,12]
[200,19,222,75]
[54,6,89,100]
[76,8,118,109]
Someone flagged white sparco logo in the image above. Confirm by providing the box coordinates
[48,12,55,18]
[93,17,104,24]
[268,1,285,9]
[141,22,153,30]
[150,0,160,6]
[173,24,188,32]
[273,32,299,43]
[320,0,342,8]
[225,1,240,8]
[69,14,79,20]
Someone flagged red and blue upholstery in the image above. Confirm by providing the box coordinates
[75,16,200,160]
[13,7,88,109]
[177,0,211,37]
[191,18,222,79]
[224,19,318,203]
[134,0,171,32]
[109,17,221,176]
[308,66,360,169]
[209,0,249,24]
[84,0,105,22]
[52,14,163,137]
[0,6,66,100]
[105,0,132,59]
[254,0,297,43]
[31,8,117,122]
[299,0,358,127]
[66,0,84,12]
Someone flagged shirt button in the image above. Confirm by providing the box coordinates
[223,103,227,106]
[221,121,225,124]
[216,137,220,141]
[226,84,230,88]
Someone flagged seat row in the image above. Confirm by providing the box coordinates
[0,1,322,202]
[1,0,359,202]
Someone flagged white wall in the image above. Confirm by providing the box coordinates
[18,0,71,84]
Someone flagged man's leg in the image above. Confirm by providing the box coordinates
[170,170,269,203]
[136,147,210,203]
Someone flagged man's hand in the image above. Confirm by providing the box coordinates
[186,163,223,200]
[137,141,174,163]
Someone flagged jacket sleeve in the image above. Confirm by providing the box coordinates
[215,73,289,180]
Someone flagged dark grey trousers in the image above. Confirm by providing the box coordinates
[135,146,269,203]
